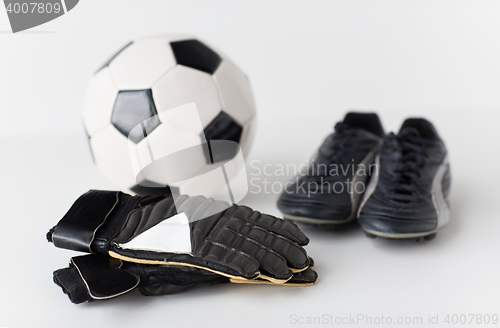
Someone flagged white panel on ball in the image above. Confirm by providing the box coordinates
[224,148,248,204]
[240,120,257,159]
[135,124,206,186]
[91,125,140,189]
[213,59,256,126]
[174,167,232,204]
[82,68,117,136]
[109,40,177,90]
[152,65,222,128]
[157,102,205,135]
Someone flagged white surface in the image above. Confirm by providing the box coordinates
[119,213,192,254]
[1,1,500,328]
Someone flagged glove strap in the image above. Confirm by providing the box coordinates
[48,190,121,252]
[53,254,140,304]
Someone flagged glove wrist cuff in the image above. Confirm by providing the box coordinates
[48,190,122,252]
[53,264,92,304]
[54,254,140,304]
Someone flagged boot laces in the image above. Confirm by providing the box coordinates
[385,127,433,202]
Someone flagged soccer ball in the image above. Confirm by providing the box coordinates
[82,35,256,201]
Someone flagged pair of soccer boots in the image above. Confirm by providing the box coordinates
[48,190,317,303]
[278,112,451,241]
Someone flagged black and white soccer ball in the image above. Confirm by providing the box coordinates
[82,35,256,199]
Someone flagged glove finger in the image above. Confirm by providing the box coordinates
[285,267,318,286]
[112,236,293,284]
[203,227,293,283]
[109,243,261,281]
[222,216,310,271]
[235,207,310,246]
[122,263,230,296]
[230,267,318,286]
[290,256,315,274]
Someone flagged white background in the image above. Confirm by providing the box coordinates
[1,1,500,327]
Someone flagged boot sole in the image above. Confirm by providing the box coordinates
[362,229,437,242]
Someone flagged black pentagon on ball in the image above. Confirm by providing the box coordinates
[201,111,243,164]
[111,89,161,143]
[170,39,222,74]
[95,41,133,74]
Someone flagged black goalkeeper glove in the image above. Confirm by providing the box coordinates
[48,190,313,284]
[52,254,318,304]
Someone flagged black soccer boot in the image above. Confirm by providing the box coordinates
[277,112,384,225]
[357,118,451,241]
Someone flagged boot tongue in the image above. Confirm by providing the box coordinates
[397,126,421,139]
[342,112,384,137]
[400,118,438,139]
[388,126,424,203]
[343,112,370,126]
